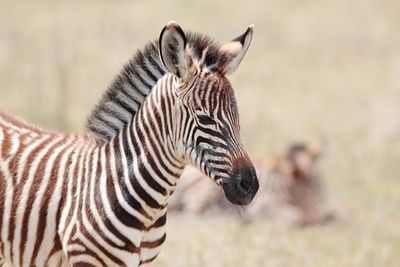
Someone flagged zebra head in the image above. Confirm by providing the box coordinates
[159,22,259,205]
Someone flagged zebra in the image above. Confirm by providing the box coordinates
[0,21,258,266]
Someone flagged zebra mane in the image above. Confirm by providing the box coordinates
[86,32,220,143]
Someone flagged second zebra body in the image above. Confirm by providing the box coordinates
[170,142,334,226]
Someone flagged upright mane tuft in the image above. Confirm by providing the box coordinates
[86,33,221,144]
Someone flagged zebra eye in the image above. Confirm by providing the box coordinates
[197,114,216,125]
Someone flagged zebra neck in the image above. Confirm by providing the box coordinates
[108,74,186,221]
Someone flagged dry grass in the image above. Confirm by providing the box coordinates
[0,0,399,266]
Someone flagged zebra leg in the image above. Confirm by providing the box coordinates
[139,213,167,266]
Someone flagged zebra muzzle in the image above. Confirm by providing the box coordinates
[222,158,259,205]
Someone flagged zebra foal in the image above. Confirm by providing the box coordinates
[0,22,258,266]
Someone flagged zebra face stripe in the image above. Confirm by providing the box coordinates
[173,71,258,205]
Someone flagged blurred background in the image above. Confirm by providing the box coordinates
[0,0,399,266]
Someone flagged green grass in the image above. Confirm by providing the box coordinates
[0,0,399,266]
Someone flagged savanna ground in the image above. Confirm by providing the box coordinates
[0,0,399,266]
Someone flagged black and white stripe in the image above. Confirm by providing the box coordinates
[0,22,258,266]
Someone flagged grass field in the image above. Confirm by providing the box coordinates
[0,0,399,266]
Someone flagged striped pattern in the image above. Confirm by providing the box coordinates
[0,23,257,266]
[86,33,222,144]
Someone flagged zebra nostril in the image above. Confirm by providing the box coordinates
[238,178,251,194]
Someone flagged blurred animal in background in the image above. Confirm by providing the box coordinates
[169,141,335,226]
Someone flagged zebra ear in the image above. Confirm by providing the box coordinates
[218,25,254,75]
[159,21,190,79]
